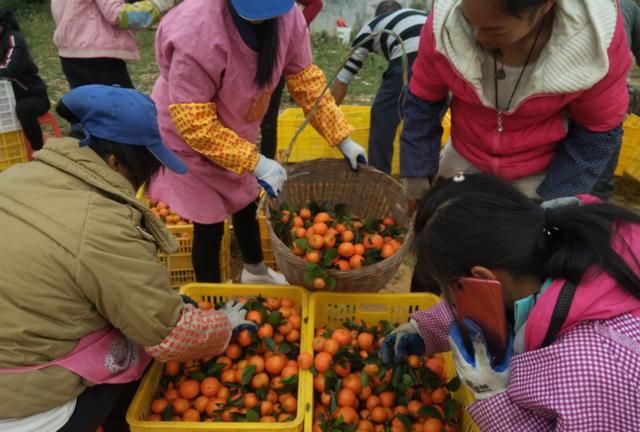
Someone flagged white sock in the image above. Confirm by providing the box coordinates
[244,262,268,275]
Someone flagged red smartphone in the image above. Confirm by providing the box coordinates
[449,277,508,361]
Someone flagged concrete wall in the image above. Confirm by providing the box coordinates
[309,0,432,35]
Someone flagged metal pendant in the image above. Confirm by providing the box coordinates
[496,67,506,80]
[497,111,504,133]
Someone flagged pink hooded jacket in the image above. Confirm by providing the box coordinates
[409,0,630,180]
[411,196,640,430]
[51,0,140,60]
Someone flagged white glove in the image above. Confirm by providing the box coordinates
[221,301,257,333]
[402,177,431,200]
[252,155,287,197]
[150,0,180,14]
[338,137,367,170]
[448,319,512,400]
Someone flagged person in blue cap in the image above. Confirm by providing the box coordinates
[150,0,368,285]
[0,85,254,431]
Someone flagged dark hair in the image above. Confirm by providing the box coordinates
[414,174,640,298]
[375,1,402,17]
[502,0,548,17]
[255,18,279,88]
[56,100,162,188]
[0,9,20,31]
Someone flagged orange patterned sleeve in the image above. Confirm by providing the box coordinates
[169,102,260,174]
[286,64,353,147]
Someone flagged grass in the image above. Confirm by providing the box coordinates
[17,3,386,116]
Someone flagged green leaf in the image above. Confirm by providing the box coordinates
[361,369,370,388]
[281,375,298,386]
[266,310,284,327]
[159,375,170,390]
[279,342,292,355]
[309,201,321,214]
[161,405,174,421]
[246,408,260,422]
[327,277,337,291]
[188,371,205,380]
[373,383,390,394]
[446,375,461,392]
[309,365,318,376]
[324,248,338,260]
[329,391,337,414]
[397,395,409,406]
[396,413,413,431]
[256,387,268,401]
[418,405,444,420]
[334,203,348,219]
[230,395,245,408]
[205,362,226,377]
[241,364,257,386]
[263,337,277,352]
[325,374,338,393]
[295,238,309,250]
[303,271,315,285]
[444,399,460,420]
[230,411,246,422]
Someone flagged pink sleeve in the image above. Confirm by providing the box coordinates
[567,11,631,131]
[95,0,126,25]
[283,8,313,76]
[410,301,454,355]
[145,304,232,362]
[408,16,450,103]
[469,392,553,431]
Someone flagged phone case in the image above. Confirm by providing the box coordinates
[450,277,508,359]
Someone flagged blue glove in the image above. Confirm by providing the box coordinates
[448,319,513,400]
[252,155,287,197]
[380,319,425,364]
[180,294,198,307]
[338,137,367,171]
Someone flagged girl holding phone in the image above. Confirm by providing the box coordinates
[382,173,640,430]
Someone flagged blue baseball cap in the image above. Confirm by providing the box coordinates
[230,0,294,20]
[60,85,188,174]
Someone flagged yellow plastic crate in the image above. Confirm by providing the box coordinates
[0,130,28,171]
[276,106,451,175]
[616,114,640,176]
[127,283,312,432]
[625,152,640,182]
[158,222,232,288]
[304,292,478,432]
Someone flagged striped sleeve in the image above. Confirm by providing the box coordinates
[336,23,374,84]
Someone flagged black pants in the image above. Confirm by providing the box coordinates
[57,380,139,432]
[16,93,50,150]
[259,77,286,159]
[60,57,134,89]
[192,200,264,282]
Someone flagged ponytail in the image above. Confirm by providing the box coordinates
[414,174,640,298]
[255,18,279,88]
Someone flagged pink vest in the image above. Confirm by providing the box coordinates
[0,328,151,384]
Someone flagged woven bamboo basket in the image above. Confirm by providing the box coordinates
[265,159,413,292]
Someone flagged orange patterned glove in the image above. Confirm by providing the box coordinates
[144,304,232,362]
[286,64,353,147]
[169,102,260,175]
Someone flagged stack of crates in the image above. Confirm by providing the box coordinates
[0,81,28,171]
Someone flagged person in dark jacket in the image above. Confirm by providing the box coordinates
[0,10,50,151]
[621,0,640,66]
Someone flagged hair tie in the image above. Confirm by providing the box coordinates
[542,208,560,237]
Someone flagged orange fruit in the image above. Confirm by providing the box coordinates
[364,363,380,377]
[383,216,396,226]
[342,373,362,395]
[353,243,365,256]
[312,336,326,352]
[172,398,190,415]
[298,352,313,369]
[265,354,287,376]
[292,216,304,227]
[286,328,300,343]
[366,395,381,411]
[380,244,395,258]
[251,372,269,389]
[335,260,351,271]
[332,328,353,346]
[248,355,265,373]
[313,374,325,393]
[313,278,326,290]
[334,406,359,424]
[364,234,384,250]
[306,250,321,264]
[246,310,263,324]
[426,357,445,377]
[258,324,274,339]
[370,406,387,424]
[178,379,200,400]
[260,400,274,416]
[200,377,221,397]
[278,321,293,335]
[358,419,375,431]
[308,234,324,250]
[337,388,357,407]
[314,212,331,223]
[423,418,443,432]
[408,400,423,417]
[216,356,232,370]
[281,365,298,380]
[314,351,333,373]
[225,343,241,360]
[323,234,336,248]
[282,395,297,413]
[313,222,328,235]
[349,255,364,269]
[244,393,258,409]
[323,338,340,355]
[164,388,179,402]
[431,387,447,404]
[182,408,201,422]
[341,230,354,242]
[150,398,168,414]
[359,385,372,400]
[357,332,374,351]
[260,415,277,422]
[334,362,351,377]
[335,223,346,233]
[407,354,421,369]
[164,361,180,377]
[299,208,311,219]
[379,391,395,408]
[420,388,432,405]
[338,242,355,258]
[198,300,213,310]
[193,395,210,413]
[147,414,161,421]
[288,314,302,330]
[237,329,253,347]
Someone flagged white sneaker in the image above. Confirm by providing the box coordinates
[240,267,289,285]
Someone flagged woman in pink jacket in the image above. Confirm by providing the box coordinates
[383,173,640,430]
[149,0,366,284]
[400,0,631,205]
[51,0,179,89]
